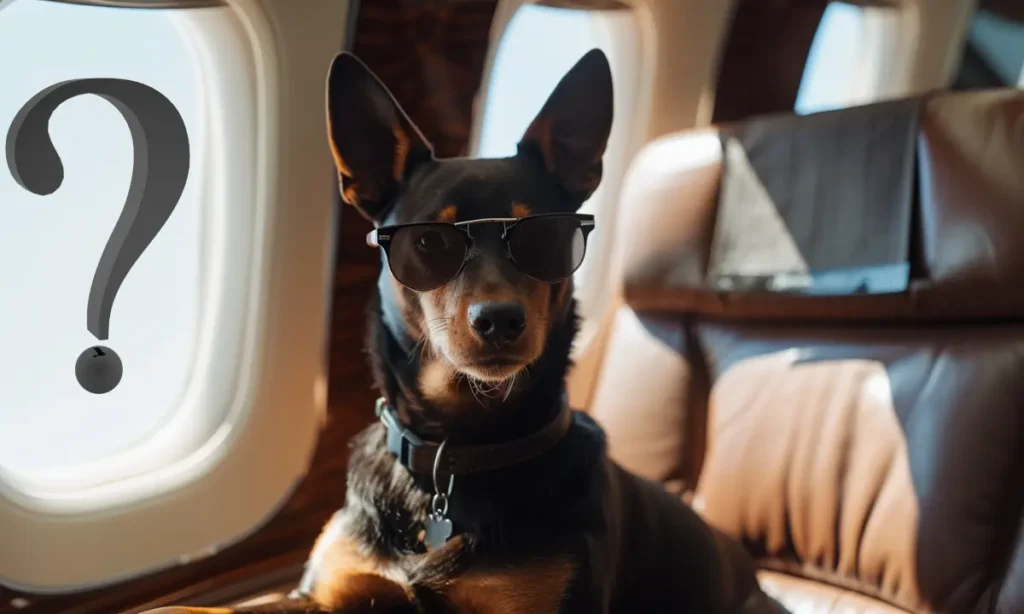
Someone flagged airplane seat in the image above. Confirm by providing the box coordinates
[586,88,1024,613]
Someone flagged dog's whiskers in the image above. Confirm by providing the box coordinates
[408,336,427,361]
[427,317,451,335]
[476,380,503,396]
[466,377,487,407]
[457,368,524,406]
[501,371,518,402]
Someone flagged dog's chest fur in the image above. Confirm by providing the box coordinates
[319,412,610,611]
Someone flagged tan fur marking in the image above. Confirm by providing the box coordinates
[309,526,415,610]
[321,574,419,612]
[393,124,410,182]
[437,205,458,223]
[141,609,232,614]
[511,202,531,218]
[342,184,359,206]
[419,358,459,408]
[443,559,575,613]
[325,112,351,176]
[553,279,570,311]
[327,112,360,209]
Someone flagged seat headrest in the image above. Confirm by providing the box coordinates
[617,89,1024,322]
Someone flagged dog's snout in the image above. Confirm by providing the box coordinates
[468,302,526,346]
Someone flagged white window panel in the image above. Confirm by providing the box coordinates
[0,0,346,592]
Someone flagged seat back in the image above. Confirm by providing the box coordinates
[588,89,1024,613]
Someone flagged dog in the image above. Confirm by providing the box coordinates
[150,49,788,613]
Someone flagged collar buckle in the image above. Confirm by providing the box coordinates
[376,397,427,470]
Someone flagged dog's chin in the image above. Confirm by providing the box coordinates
[459,358,525,384]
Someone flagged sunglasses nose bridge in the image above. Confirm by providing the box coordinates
[457,250,517,294]
[463,239,513,270]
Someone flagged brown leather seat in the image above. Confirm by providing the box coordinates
[585,89,1024,613]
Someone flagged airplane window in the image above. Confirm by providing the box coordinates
[0,0,202,474]
[795,2,866,114]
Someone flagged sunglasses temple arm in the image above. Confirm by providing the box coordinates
[366,229,379,247]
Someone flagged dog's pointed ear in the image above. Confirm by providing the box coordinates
[518,49,613,207]
[326,52,434,225]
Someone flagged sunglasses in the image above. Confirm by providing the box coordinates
[366,213,596,291]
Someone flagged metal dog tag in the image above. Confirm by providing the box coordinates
[425,438,455,550]
[424,514,453,549]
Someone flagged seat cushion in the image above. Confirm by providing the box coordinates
[758,571,912,613]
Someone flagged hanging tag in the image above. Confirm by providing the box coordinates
[426,439,455,549]
[424,513,453,549]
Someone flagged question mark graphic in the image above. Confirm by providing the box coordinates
[5,78,190,394]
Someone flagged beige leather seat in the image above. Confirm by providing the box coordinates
[584,88,1024,613]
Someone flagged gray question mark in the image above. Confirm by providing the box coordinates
[6,78,190,394]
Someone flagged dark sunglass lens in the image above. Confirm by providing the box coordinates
[388,225,467,290]
[508,216,587,282]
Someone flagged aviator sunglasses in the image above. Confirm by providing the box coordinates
[366,213,596,291]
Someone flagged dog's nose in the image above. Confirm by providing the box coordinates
[468,302,526,346]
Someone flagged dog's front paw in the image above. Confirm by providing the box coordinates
[318,572,419,613]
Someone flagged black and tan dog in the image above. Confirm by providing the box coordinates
[154,50,787,613]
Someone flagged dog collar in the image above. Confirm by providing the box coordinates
[375,396,574,476]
